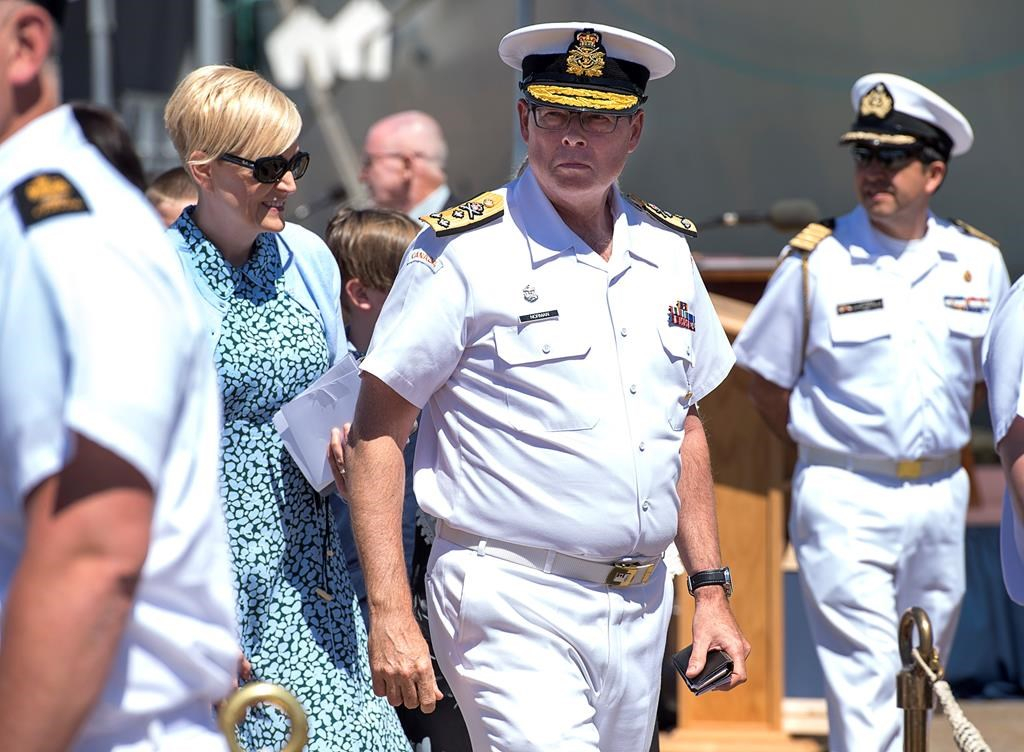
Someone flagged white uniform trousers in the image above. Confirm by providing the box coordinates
[791,463,968,752]
[76,701,228,752]
[426,536,672,752]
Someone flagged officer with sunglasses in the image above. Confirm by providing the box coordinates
[734,73,1010,752]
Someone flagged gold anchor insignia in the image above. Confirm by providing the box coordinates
[860,82,894,119]
[565,28,605,77]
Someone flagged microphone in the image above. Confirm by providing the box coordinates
[701,198,821,233]
[291,185,349,221]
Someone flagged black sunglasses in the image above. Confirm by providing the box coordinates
[220,151,310,183]
[850,145,922,171]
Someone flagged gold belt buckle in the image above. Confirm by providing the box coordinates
[606,560,656,588]
[896,459,922,480]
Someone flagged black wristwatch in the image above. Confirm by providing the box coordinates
[687,566,733,598]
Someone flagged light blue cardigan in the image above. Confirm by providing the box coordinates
[168,220,346,365]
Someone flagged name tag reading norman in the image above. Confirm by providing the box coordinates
[519,309,559,323]
[836,299,883,315]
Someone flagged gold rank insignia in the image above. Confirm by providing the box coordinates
[13,172,89,229]
[421,192,504,237]
[627,194,697,237]
[787,221,834,253]
[860,82,894,119]
[950,217,1000,248]
[565,28,605,77]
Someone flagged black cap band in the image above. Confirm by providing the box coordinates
[849,110,954,160]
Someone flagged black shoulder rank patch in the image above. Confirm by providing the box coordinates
[421,192,504,237]
[627,194,697,237]
[787,220,834,253]
[13,172,89,229]
[950,218,1000,248]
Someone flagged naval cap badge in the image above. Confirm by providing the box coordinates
[565,28,606,78]
[859,82,894,119]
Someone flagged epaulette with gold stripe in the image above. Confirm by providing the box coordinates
[786,220,834,253]
[421,192,504,237]
[950,218,1000,248]
[627,194,697,237]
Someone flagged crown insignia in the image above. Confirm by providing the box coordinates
[565,28,605,77]
[859,82,894,119]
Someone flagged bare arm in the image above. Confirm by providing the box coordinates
[0,435,153,752]
[997,415,1024,523]
[675,408,750,690]
[748,371,793,443]
[343,373,441,712]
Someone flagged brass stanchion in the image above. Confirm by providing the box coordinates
[218,682,309,752]
[897,607,942,752]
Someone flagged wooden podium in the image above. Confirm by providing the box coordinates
[660,292,819,752]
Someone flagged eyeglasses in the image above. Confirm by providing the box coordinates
[530,106,626,135]
[220,151,310,183]
[850,145,922,171]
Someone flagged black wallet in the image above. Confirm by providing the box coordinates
[671,645,734,696]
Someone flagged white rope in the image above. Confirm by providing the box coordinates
[911,648,993,752]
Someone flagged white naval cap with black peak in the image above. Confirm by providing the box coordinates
[498,21,675,115]
[839,72,974,159]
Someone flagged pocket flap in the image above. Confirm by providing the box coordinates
[658,324,695,364]
[493,320,591,366]
[829,308,891,344]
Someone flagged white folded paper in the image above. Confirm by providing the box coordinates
[273,352,362,493]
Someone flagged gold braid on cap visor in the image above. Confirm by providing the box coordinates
[839,131,918,146]
[526,84,638,111]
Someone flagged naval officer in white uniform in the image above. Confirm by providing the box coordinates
[0,2,238,750]
[341,20,749,752]
[983,277,1024,606]
[733,73,1009,752]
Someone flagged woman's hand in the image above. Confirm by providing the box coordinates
[328,425,351,497]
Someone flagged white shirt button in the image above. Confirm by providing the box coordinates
[629,384,637,394]
[638,441,646,451]
[642,500,650,511]
[542,344,551,354]
[620,327,628,337]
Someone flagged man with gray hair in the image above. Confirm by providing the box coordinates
[360,110,451,218]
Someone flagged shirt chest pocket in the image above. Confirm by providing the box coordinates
[657,324,695,431]
[944,295,991,341]
[492,320,599,432]
[828,306,891,345]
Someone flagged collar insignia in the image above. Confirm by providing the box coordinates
[859,82,894,119]
[565,28,606,77]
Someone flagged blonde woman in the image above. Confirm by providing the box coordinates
[164,65,408,751]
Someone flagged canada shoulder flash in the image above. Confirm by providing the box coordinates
[950,218,1000,249]
[627,194,697,237]
[421,192,504,237]
[13,172,90,229]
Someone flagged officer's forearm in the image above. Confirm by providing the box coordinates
[747,372,792,444]
[345,375,421,619]
[675,409,723,574]
[0,454,152,752]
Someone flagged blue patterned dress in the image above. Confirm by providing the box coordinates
[174,209,409,752]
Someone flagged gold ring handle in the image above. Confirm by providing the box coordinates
[218,682,309,752]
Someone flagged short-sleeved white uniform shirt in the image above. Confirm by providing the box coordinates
[0,106,238,747]
[734,205,1009,460]
[361,166,734,560]
[983,275,1024,604]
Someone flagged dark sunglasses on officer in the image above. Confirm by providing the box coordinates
[220,150,310,184]
[850,144,925,171]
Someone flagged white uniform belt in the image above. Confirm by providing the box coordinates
[798,445,961,481]
[436,521,662,588]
